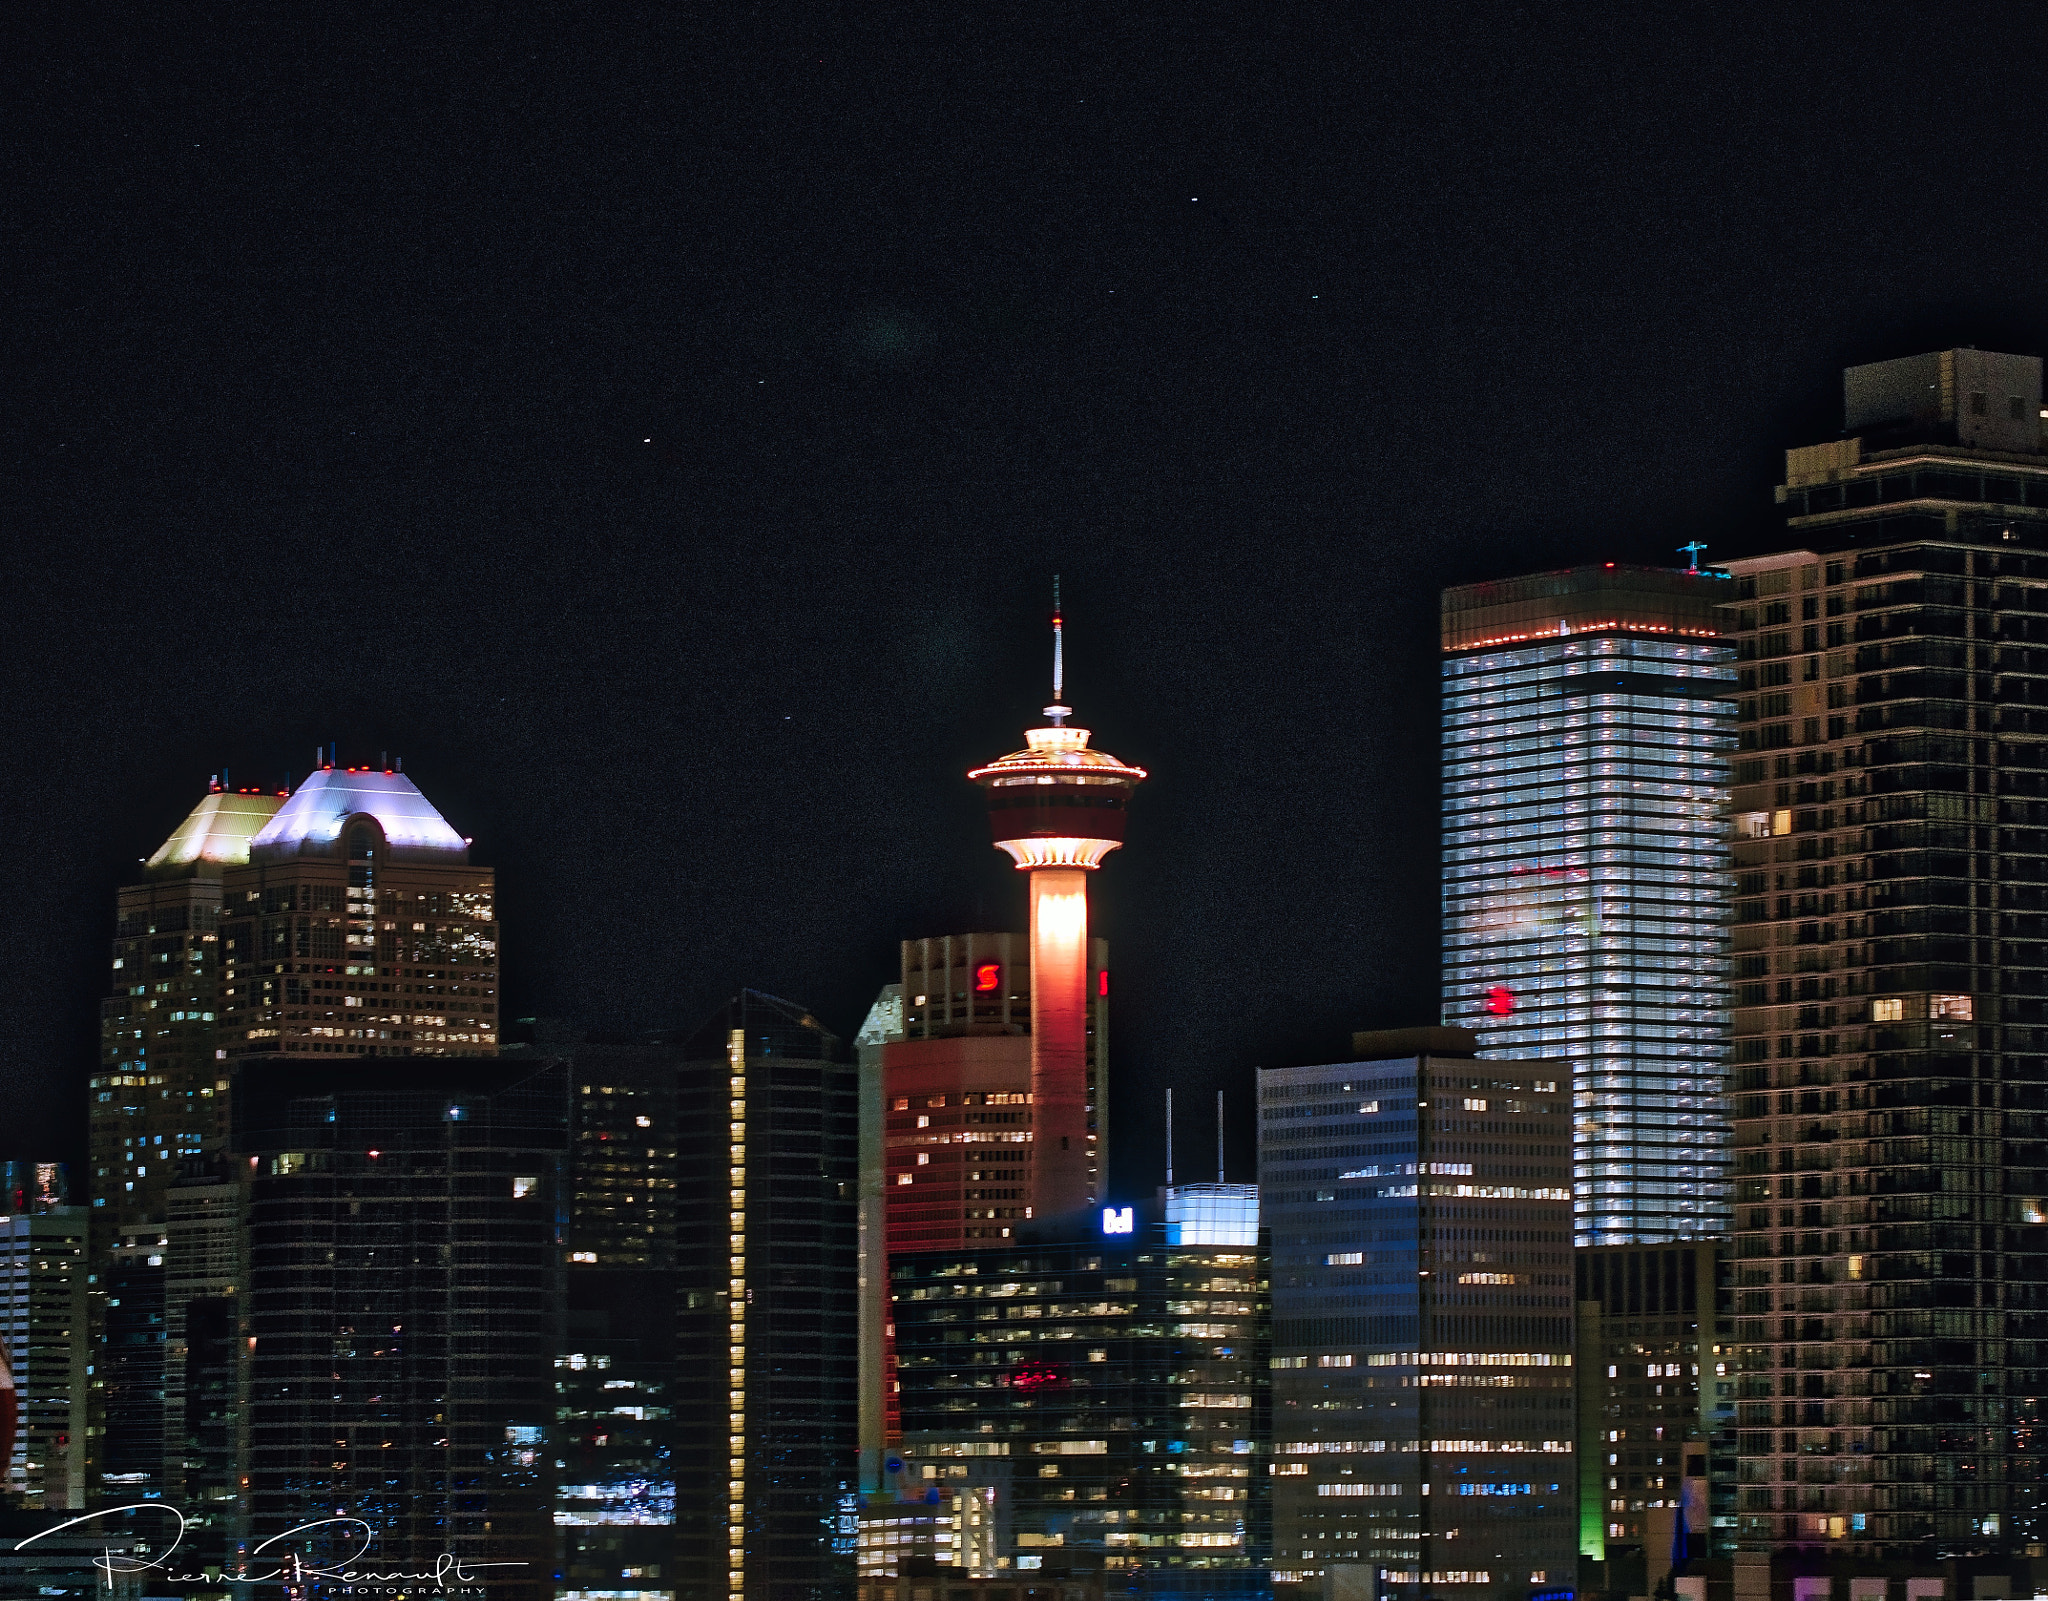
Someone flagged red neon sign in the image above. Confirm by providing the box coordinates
[1098,970,1109,997]
[1485,986,1516,1017]
[974,962,1002,993]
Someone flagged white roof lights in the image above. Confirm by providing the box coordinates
[249,767,469,860]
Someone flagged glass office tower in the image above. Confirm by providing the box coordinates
[1441,566,1738,1244]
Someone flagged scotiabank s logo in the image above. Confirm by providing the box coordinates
[974,962,1002,993]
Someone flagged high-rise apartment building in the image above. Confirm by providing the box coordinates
[233,1056,567,1600]
[0,1172,88,1510]
[890,1190,1269,1579]
[672,991,859,1601]
[1723,349,2048,1562]
[1258,1028,1577,1601]
[1441,567,1738,1244]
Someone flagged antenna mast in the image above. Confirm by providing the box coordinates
[1046,575,1070,724]
[1165,1086,1173,1187]
[1217,1090,1225,1183]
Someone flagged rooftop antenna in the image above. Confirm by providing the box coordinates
[1164,1085,1173,1187]
[209,773,220,792]
[1045,575,1071,725]
[1217,1090,1225,1183]
[396,755,404,773]
[381,750,388,770]
[1678,540,1707,574]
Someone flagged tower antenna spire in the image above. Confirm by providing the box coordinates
[1046,575,1070,725]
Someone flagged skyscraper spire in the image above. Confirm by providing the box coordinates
[1046,574,1070,725]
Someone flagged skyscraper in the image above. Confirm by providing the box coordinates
[1441,566,1738,1244]
[547,1033,680,1598]
[91,760,494,1500]
[968,607,1144,1221]
[0,1169,88,1510]
[218,761,500,1062]
[233,1056,567,1599]
[671,991,859,1601]
[1723,349,2048,1561]
[95,782,282,1231]
[1258,1027,1576,1601]
[91,782,284,1496]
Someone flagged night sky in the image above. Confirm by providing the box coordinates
[10,4,2048,1187]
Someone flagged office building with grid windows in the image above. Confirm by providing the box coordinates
[1441,567,1738,1244]
[1258,1029,1576,1601]
[0,1171,89,1510]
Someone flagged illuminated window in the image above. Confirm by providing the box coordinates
[1930,994,1973,1022]
[1870,998,1903,1023]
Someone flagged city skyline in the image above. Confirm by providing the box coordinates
[13,7,2048,1194]
[17,6,2048,1589]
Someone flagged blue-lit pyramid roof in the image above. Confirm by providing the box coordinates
[249,767,469,864]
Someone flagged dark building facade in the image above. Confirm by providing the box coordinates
[672,992,860,1601]
[1574,1242,1734,1587]
[1258,1029,1577,1601]
[538,1032,681,1599]
[233,1056,567,1600]
[1724,349,2048,1561]
[889,1194,1270,1580]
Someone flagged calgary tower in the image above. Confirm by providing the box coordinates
[968,593,1146,1220]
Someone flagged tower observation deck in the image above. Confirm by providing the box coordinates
[968,600,1145,1220]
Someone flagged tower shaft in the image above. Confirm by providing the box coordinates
[1026,867,1092,1217]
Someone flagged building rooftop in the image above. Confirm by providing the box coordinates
[683,989,845,1063]
[144,786,287,877]
[248,766,469,863]
[1441,564,1730,653]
